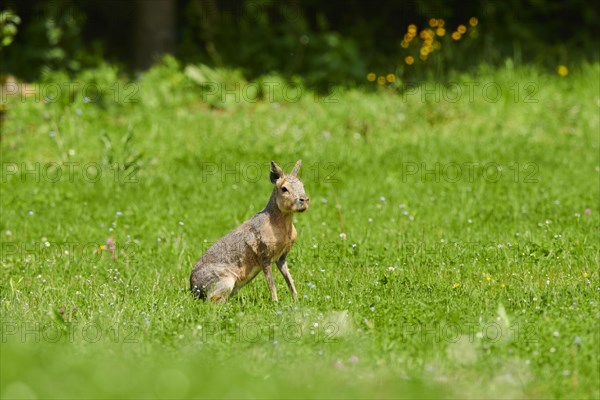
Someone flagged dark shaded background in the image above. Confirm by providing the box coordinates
[1,0,598,86]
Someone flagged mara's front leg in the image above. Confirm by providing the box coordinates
[276,254,298,301]
[262,263,279,302]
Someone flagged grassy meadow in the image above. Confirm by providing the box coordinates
[1,61,599,399]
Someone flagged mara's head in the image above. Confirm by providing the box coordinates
[270,160,310,213]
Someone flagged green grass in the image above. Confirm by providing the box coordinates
[1,61,599,399]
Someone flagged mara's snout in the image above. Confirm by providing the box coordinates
[296,197,309,212]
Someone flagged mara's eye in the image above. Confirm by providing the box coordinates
[281,187,289,193]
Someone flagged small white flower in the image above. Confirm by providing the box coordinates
[68,149,76,156]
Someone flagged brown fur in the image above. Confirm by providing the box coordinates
[190,160,309,302]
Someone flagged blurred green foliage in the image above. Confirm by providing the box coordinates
[0,9,20,48]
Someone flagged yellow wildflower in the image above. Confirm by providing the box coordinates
[457,24,467,34]
[404,56,414,65]
[436,27,446,36]
[557,65,569,77]
[386,74,396,83]
[377,76,386,85]
[367,73,376,81]
[469,17,478,26]
[451,31,461,40]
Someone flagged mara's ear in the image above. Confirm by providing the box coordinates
[270,161,285,184]
[290,160,302,176]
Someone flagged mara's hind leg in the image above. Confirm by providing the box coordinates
[207,277,236,303]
